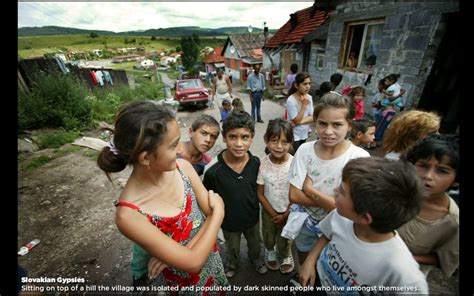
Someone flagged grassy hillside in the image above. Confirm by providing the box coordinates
[18,34,226,59]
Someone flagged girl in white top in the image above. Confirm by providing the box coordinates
[288,92,370,264]
[257,118,294,274]
[286,72,313,154]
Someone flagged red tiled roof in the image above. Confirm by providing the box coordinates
[264,6,330,48]
[203,47,225,64]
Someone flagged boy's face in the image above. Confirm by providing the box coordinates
[414,156,456,197]
[189,124,220,153]
[223,128,253,158]
[334,181,358,220]
[356,126,375,145]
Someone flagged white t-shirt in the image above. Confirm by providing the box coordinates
[386,82,401,97]
[286,94,314,141]
[317,210,429,294]
[289,141,370,225]
[257,154,293,212]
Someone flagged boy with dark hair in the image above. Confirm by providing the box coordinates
[330,73,343,90]
[350,118,376,148]
[299,157,428,294]
[177,114,220,176]
[203,109,267,278]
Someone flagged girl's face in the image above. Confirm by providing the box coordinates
[296,78,311,95]
[414,155,456,197]
[352,92,364,103]
[385,78,394,86]
[266,132,291,161]
[315,107,351,147]
[150,119,181,172]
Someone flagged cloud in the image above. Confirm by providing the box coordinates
[18,2,312,32]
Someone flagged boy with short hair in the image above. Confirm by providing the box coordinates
[220,99,232,122]
[350,118,376,149]
[177,114,220,176]
[203,109,267,278]
[299,157,428,294]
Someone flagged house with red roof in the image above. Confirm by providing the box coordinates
[202,47,225,74]
[265,0,459,133]
[263,1,331,83]
[221,34,267,81]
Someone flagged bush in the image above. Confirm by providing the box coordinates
[18,71,93,132]
[35,129,81,149]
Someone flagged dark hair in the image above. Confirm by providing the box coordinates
[222,99,231,107]
[191,114,220,131]
[97,100,175,176]
[232,98,244,109]
[342,157,424,233]
[385,74,400,82]
[330,73,343,87]
[314,92,355,122]
[222,108,255,136]
[288,72,311,96]
[290,63,298,74]
[264,118,294,144]
[319,81,334,95]
[351,118,376,138]
[405,134,459,183]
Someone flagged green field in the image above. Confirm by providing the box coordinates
[18,34,226,58]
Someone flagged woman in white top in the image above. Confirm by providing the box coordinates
[286,72,313,154]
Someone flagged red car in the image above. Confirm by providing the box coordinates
[174,79,209,107]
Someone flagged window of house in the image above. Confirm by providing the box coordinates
[315,50,325,70]
[341,19,384,71]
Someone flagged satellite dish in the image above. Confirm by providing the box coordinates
[248,25,253,33]
[230,45,236,54]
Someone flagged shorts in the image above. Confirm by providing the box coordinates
[294,223,319,252]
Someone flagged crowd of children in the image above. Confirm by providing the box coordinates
[96,66,458,294]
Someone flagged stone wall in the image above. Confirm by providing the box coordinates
[307,0,459,116]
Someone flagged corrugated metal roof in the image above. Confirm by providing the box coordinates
[264,6,330,48]
[222,34,266,59]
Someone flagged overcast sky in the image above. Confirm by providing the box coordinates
[18,2,313,32]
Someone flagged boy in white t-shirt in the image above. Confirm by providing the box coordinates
[299,157,428,294]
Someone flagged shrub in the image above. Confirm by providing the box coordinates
[18,71,93,132]
[35,129,81,149]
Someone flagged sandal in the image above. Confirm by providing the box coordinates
[279,254,295,274]
[264,248,280,271]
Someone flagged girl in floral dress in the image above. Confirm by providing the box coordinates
[97,100,228,294]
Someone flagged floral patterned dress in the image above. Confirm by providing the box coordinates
[115,167,228,295]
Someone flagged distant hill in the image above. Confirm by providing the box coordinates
[18,25,277,37]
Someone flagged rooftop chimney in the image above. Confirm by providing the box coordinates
[290,13,298,31]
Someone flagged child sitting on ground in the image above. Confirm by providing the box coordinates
[398,134,459,278]
[299,157,428,293]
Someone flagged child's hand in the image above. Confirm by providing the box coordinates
[271,214,288,225]
[208,190,224,215]
[298,260,316,287]
[148,257,168,280]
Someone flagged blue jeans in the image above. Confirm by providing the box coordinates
[250,91,263,121]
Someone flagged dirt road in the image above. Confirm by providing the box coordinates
[17,87,458,294]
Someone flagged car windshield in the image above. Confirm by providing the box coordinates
[178,80,202,90]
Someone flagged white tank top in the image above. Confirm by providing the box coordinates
[216,76,229,94]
